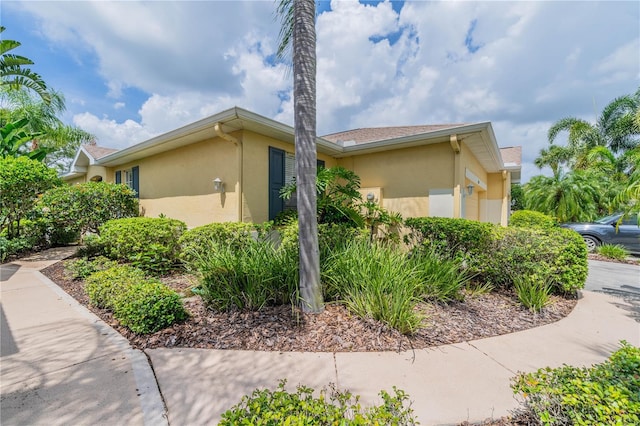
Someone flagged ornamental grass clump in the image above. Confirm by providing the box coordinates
[322,240,423,335]
[596,243,629,261]
[513,274,552,313]
[192,238,298,311]
[409,246,469,302]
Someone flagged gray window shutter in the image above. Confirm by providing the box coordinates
[268,147,285,220]
[132,166,139,198]
[115,171,122,184]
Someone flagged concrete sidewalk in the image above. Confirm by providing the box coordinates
[1,249,638,426]
[148,290,639,426]
[0,248,167,426]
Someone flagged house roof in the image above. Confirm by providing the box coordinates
[322,124,468,144]
[500,146,522,183]
[83,144,118,160]
[63,106,521,180]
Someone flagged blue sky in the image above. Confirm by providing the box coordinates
[2,0,639,182]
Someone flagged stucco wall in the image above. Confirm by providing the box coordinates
[112,135,239,227]
[338,142,454,218]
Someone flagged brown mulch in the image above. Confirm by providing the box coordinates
[41,260,577,353]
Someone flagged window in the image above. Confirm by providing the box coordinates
[268,147,325,220]
[115,166,139,198]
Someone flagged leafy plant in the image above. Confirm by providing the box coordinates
[513,275,552,312]
[99,217,186,275]
[112,280,188,334]
[512,342,640,425]
[85,265,148,309]
[596,243,629,261]
[220,379,417,425]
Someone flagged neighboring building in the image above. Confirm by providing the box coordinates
[63,107,521,228]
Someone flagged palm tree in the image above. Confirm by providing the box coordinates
[1,87,94,171]
[548,89,640,156]
[525,170,604,222]
[534,145,573,178]
[277,0,323,313]
[0,26,51,104]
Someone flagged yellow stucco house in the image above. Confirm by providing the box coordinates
[64,107,521,228]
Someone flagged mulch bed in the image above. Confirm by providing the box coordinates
[41,260,577,353]
[40,259,582,426]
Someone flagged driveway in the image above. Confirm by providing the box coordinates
[585,259,639,321]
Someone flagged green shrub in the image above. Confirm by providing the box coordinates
[193,238,298,311]
[85,265,148,309]
[113,281,188,334]
[512,342,640,425]
[99,217,187,274]
[405,217,587,294]
[404,217,494,258]
[509,210,556,229]
[513,275,552,312]
[0,236,31,262]
[596,244,629,261]
[409,246,469,302]
[64,256,119,280]
[39,182,139,244]
[322,240,423,335]
[279,220,369,261]
[220,380,417,425]
[473,227,587,294]
[178,222,256,269]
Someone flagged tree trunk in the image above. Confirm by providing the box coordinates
[293,0,323,313]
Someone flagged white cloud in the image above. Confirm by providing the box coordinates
[8,0,639,182]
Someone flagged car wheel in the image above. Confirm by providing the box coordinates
[582,235,600,252]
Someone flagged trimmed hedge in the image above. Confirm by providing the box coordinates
[509,210,556,229]
[85,264,187,333]
[404,217,494,257]
[99,217,187,274]
[404,217,587,294]
[85,265,148,309]
[113,281,188,334]
[178,222,257,269]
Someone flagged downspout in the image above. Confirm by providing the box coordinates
[214,123,243,222]
[450,134,461,218]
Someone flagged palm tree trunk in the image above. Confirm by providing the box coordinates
[294,0,323,313]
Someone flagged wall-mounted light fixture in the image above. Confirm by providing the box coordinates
[213,177,225,193]
[466,184,475,196]
[366,192,376,201]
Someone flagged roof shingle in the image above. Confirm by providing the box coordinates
[321,124,468,144]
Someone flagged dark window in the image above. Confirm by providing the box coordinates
[268,147,325,220]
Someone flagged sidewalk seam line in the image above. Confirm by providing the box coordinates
[467,341,517,375]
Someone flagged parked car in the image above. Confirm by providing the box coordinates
[560,213,640,254]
